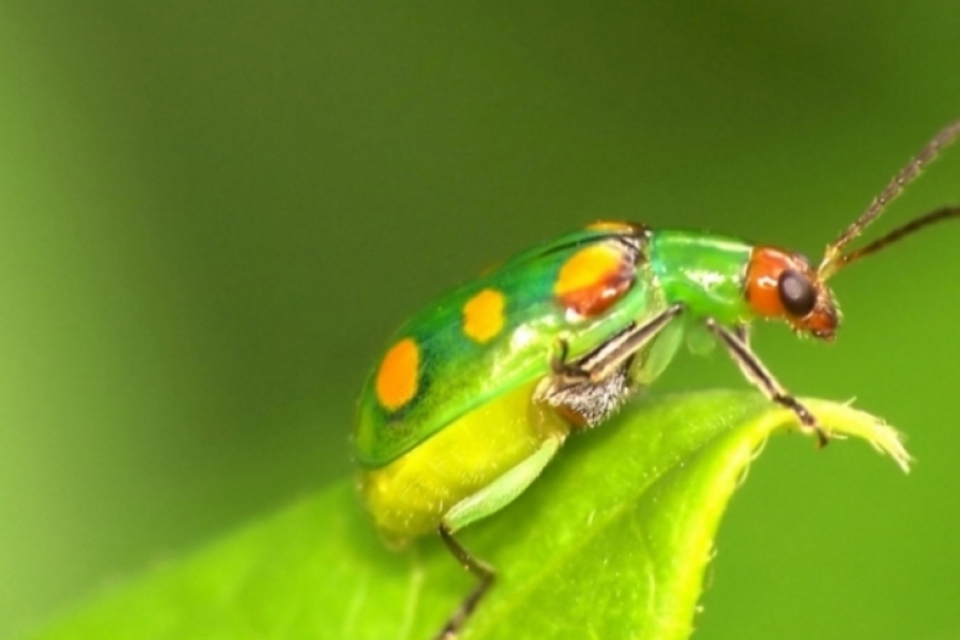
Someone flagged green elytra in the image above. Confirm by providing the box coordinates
[355,120,960,640]
[356,225,751,468]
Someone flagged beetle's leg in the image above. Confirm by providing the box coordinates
[705,318,829,447]
[444,436,562,531]
[435,437,563,639]
[734,323,751,348]
[550,337,585,378]
[538,305,685,428]
[573,303,685,382]
[435,527,495,640]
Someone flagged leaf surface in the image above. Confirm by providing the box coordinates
[31,391,909,640]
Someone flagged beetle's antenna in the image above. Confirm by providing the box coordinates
[827,205,960,271]
[819,119,960,280]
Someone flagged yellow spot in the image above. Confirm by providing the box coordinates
[463,288,506,343]
[554,243,633,317]
[554,244,623,297]
[376,338,420,411]
[585,220,635,232]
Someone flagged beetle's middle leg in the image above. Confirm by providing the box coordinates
[705,318,829,447]
[538,304,685,428]
[560,303,686,383]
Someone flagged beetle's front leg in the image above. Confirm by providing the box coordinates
[734,323,751,347]
[705,318,829,447]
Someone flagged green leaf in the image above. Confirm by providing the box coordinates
[31,391,909,640]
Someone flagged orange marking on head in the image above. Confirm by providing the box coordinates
[746,246,839,339]
[462,288,506,343]
[375,338,420,411]
[745,247,794,318]
[554,243,635,318]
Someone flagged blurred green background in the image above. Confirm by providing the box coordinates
[1,2,959,639]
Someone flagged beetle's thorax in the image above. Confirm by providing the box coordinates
[648,230,754,325]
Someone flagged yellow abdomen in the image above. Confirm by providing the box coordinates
[358,381,570,545]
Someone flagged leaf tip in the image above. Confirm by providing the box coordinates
[802,398,912,473]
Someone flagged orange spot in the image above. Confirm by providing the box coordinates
[463,288,506,343]
[375,338,420,411]
[554,243,635,318]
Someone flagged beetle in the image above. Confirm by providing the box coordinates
[354,120,960,640]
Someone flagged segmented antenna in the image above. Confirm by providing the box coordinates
[830,205,960,271]
[819,119,960,280]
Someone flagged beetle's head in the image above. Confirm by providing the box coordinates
[745,246,839,340]
[742,121,960,341]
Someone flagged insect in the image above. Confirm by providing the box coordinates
[354,120,960,639]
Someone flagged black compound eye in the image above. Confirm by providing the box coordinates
[777,269,817,317]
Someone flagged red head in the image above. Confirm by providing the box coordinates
[744,120,960,339]
[746,247,839,340]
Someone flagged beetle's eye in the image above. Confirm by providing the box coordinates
[777,269,817,317]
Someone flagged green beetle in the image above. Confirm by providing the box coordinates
[355,120,960,640]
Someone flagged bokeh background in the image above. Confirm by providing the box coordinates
[1,3,959,639]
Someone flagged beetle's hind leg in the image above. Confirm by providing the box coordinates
[705,318,829,447]
[434,527,496,640]
[434,437,562,639]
